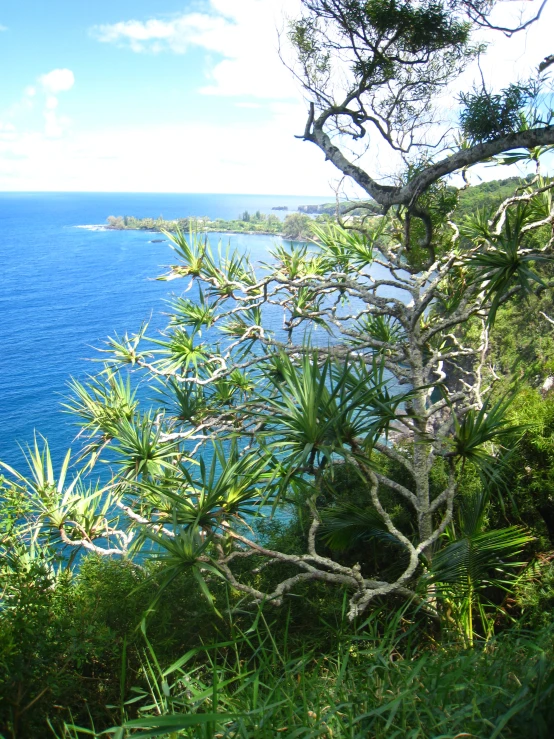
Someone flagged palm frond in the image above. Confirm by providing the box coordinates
[320,503,401,550]
[150,328,209,373]
[431,526,532,596]
[312,221,382,271]
[168,288,216,331]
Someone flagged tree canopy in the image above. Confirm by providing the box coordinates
[288,0,554,252]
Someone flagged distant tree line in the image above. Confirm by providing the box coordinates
[104,210,329,240]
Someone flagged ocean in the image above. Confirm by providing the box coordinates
[0,191,328,470]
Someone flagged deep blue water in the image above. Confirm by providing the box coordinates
[0,192,328,470]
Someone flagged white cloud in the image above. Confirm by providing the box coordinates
[33,69,75,138]
[43,110,70,138]
[39,68,75,94]
[2,70,75,141]
[0,111,335,195]
[92,14,228,54]
[0,7,328,194]
[0,25,7,32]
[92,0,302,99]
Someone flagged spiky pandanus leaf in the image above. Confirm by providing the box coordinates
[452,395,525,485]
[465,205,554,326]
[312,221,381,271]
[268,242,312,280]
[0,437,120,553]
[100,322,150,367]
[135,442,269,531]
[110,414,181,481]
[153,376,206,424]
[64,369,138,438]
[150,327,209,373]
[352,314,405,352]
[168,288,216,331]
[141,525,226,613]
[218,306,263,339]
[192,443,269,522]
[162,228,211,278]
[258,353,384,470]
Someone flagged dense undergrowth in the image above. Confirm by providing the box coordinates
[1,524,554,738]
[1,552,554,738]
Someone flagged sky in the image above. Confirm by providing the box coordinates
[0,0,553,195]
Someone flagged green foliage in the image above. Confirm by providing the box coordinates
[4,202,551,636]
[4,2,554,733]
[516,556,554,629]
[64,370,138,440]
[109,414,180,481]
[355,314,404,350]
[490,388,554,547]
[320,502,400,550]
[0,476,552,737]
[3,549,549,739]
[488,289,554,383]
[79,610,554,738]
[463,205,553,326]
[0,437,118,552]
[312,219,381,270]
[454,176,535,220]
[291,0,474,93]
[460,83,531,143]
[0,547,227,737]
[168,290,216,331]
[105,211,286,237]
[281,212,314,241]
[429,491,533,644]
[479,284,554,546]
[451,395,524,482]
[393,173,460,264]
[259,353,412,479]
[154,377,206,424]
[0,543,74,738]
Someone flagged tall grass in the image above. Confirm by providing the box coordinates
[58,605,554,739]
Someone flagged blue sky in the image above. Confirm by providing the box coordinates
[1,0,552,194]
[0,0,336,194]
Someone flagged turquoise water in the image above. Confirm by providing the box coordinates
[0,192,327,468]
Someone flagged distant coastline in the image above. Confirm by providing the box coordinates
[76,200,388,241]
[78,206,347,241]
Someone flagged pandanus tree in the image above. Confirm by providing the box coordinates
[2,177,552,622]
[2,0,554,625]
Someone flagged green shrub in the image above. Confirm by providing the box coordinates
[516,556,554,629]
